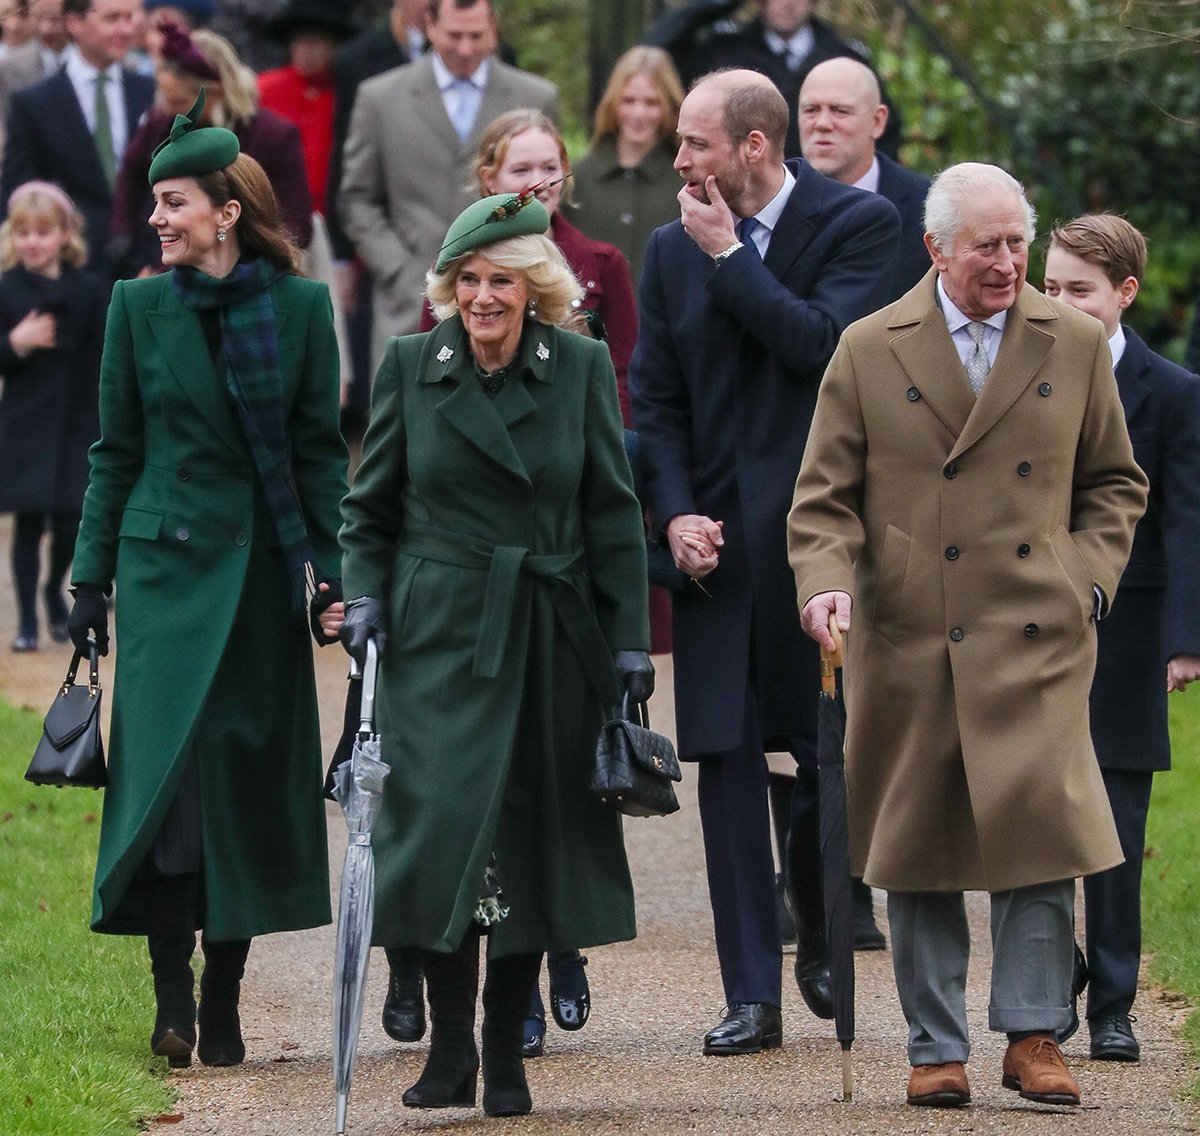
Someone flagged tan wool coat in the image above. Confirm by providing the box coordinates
[788,273,1149,893]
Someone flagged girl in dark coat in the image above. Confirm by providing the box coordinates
[0,181,104,650]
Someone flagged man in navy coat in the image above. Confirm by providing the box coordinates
[1,0,154,279]
[1044,214,1200,1063]
[630,68,899,1055]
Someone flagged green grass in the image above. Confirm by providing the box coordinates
[1143,685,1200,1093]
[0,699,176,1134]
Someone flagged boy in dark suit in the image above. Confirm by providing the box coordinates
[1044,214,1200,1062]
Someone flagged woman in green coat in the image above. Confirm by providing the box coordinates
[338,193,652,1118]
[68,96,348,1070]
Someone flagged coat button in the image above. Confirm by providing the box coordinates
[949,626,965,642]
[1025,623,1040,637]
[620,211,634,224]
[175,527,189,542]
[235,532,248,547]
[944,463,958,479]
[1039,382,1052,396]
[1017,461,1032,476]
[177,467,191,481]
[906,386,920,401]
[945,545,959,560]
[1018,543,1031,557]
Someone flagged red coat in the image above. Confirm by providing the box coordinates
[257,65,334,215]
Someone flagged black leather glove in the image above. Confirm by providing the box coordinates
[309,579,343,647]
[614,649,654,704]
[339,596,387,668]
[67,583,109,656]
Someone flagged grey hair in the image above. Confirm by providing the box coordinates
[924,163,1036,254]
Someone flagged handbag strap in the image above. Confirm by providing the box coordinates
[62,639,101,695]
[619,691,651,730]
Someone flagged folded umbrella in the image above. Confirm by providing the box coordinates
[331,639,389,1134]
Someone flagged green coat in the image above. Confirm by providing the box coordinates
[340,317,649,957]
[73,272,348,939]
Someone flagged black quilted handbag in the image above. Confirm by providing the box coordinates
[25,640,107,789]
[591,694,681,817]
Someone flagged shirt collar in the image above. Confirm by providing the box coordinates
[1108,323,1126,369]
[764,25,814,60]
[430,50,488,92]
[936,275,1008,336]
[851,155,881,195]
[744,164,795,238]
[66,43,120,84]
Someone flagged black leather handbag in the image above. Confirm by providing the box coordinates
[25,641,107,789]
[591,694,682,817]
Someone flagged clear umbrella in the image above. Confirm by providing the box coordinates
[331,639,389,1134]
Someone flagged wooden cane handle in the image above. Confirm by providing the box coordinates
[820,612,845,694]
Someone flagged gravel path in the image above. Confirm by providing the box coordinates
[1,515,1195,1134]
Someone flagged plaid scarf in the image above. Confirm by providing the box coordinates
[172,259,316,611]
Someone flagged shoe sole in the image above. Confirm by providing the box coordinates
[1090,1047,1139,1062]
[907,1091,970,1107]
[1001,1074,1080,1106]
[702,1033,783,1056]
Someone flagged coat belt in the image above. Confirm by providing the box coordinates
[399,522,618,704]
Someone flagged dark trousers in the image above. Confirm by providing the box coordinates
[1084,767,1153,1021]
[696,689,791,1007]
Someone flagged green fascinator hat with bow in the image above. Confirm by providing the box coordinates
[148,88,240,186]
[435,189,551,273]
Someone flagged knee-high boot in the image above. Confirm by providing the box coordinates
[148,932,197,1067]
[198,936,250,1066]
[481,952,541,1117]
[786,768,834,1020]
[403,929,480,1108]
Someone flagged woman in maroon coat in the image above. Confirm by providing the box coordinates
[110,22,312,277]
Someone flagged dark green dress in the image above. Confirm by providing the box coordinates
[340,316,649,958]
[73,272,348,939]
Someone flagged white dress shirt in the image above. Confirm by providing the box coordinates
[850,156,881,195]
[936,275,1007,369]
[1107,323,1127,369]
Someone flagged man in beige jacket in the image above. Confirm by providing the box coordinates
[788,163,1147,1110]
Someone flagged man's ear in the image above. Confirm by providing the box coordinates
[871,104,888,142]
[1117,275,1139,311]
[743,128,770,165]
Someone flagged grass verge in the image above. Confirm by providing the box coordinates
[1143,685,1200,1094]
[0,698,176,1134]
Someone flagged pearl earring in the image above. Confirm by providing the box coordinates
[216,228,227,243]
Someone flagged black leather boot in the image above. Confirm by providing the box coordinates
[148,932,197,1068]
[786,770,834,1020]
[481,952,541,1117]
[197,937,250,1066]
[403,929,480,1108]
[383,946,426,1042]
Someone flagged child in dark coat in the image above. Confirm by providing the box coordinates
[0,181,104,650]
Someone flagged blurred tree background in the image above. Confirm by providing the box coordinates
[488,0,1200,354]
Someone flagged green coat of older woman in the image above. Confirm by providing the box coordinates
[72,272,347,939]
[340,315,650,958]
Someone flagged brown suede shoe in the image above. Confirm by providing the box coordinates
[906,1062,970,1107]
[1001,1034,1081,1106]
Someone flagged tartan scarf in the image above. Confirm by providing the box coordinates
[172,258,316,610]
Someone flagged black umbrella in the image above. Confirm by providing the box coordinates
[817,616,854,1101]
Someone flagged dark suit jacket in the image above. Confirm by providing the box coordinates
[1,66,153,277]
[1090,327,1200,771]
[875,153,931,303]
[630,159,900,755]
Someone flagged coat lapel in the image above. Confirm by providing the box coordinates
[1114,328,1153,424]
[762,161,819,279]
[408,58,462,158]
[49,71,107,187]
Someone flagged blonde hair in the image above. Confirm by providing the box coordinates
[178,29,259,128]
[473,109,573,206]
[425,233,583,327]
[0,184,86,270]
[591,45,683,148]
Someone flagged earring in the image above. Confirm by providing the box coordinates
[216,228,227,243]
[527,299,537,315]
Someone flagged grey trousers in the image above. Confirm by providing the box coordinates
[887,880,1075,1065]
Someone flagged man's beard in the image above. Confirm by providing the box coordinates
[701,153,751,208]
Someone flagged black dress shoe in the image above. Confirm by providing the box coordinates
[794,951,835,1020]
[521,1013,545,1058]
[702,1002,783,1055]
[547,953,589,1031]
[1089,1012,1139,1061]
[383,952,426,1042]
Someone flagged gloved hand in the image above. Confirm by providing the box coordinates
[339,596,387,668]
[614,649,654,704]
[309,578,343,647]
[67,583,109,656]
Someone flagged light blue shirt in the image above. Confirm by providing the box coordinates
[737,166,796,258]
[430,52,489,141]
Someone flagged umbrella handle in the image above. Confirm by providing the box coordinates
[359,638,378,733]
[820,614,845,696]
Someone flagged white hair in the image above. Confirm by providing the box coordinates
[924,162,1036,254]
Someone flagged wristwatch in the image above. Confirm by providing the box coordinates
[712,241,744,265]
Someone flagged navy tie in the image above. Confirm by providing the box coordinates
[737,216,760,257]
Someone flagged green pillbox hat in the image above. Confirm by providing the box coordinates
[148,89,240,186]
[435,192,550,273]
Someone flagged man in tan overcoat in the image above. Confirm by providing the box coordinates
[788,163,1148,1110]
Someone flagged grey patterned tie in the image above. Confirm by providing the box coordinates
[965,321,990,396]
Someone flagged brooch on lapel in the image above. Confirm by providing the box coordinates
[436,346,454,363]
[536,342,550,361]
